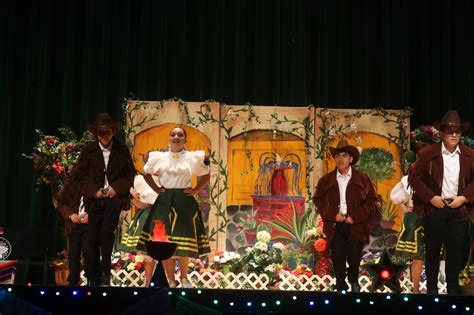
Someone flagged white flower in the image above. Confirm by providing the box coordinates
[214,255,221,263]
[272,242,285,251]
[135,255,144,263]
[305,228,317,238]
[127,262,136,271]
[257,231,271,244]
[264,265,275,272]
[254,241,268,252]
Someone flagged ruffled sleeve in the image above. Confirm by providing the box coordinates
[390,175,412,205]
[132,175,159,205]
[188,150,210,176]
[144,151,165,175]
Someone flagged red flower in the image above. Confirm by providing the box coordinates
[314,238,327,252]
[47,138,57,144]
[51,164,65,174]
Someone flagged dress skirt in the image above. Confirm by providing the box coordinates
[121,189,210,258]
[394,212,424,261]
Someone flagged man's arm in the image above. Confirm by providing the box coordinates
[313,178,338,222]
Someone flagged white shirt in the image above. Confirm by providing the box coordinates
[336,167,352,215]
[441,142,460,200]
[144,150,210,188]
[78,197,85,216]
[99,141,112,189]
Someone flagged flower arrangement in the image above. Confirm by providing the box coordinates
[459,264,473,287]
[22,127,95,192]
[410,125,441,146]
[111,252,145,272]
[228,231,285,285]
[210,251,241,273]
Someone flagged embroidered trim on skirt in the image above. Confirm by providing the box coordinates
[394,212,424,261]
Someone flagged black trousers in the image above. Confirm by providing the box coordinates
[330,222,364,291]
[67,224,90,284]
[423,206,468,294]
[87,198,121,282]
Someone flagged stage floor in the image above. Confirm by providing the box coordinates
[1,285,473,315]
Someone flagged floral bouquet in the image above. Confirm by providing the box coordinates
[229,231,285,285]
[111,252,145,272]
[210,251,241,274]
[410,125,441,147]
[22,127,95,192]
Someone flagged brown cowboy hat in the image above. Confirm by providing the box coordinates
[87,113,122,135]
[433,110,469,133]
[329,139,360,165]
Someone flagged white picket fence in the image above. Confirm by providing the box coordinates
[79,269,447,293]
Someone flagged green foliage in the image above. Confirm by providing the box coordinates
[264,202,317,245]
[380,191,398,221]
[356,147,395,183]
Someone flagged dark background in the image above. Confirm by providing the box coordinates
[1,0,473,283]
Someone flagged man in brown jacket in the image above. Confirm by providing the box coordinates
[313,139,380,292]
[409,110,474,295]
[73,113,135,286]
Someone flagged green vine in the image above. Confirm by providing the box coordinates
[121,97,161,150]
[269,105,316,201]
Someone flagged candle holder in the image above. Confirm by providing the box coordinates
[145,241,177,288]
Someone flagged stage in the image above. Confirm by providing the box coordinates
[1,285,473,315]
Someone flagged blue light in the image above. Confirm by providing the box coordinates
[292,296,297,300]
[466,307,471,311]
[197,290,202,294]
[133,291,138,296]
[168,291,172,295]
[356,299,361,303]
[247,302,252,307]
[7,288,12,292]
[276,300,281,305]
[418,306,423,310]
[213,300,218,305]
[102,292,107,297]
[55,292,60,296]
[451,305,456,309]
[385,295,391,300]
[40,290,45,295]
[181,291,186,296]
[324,299,329,305]
[369,301,374,305]
[434,298,439,302]
[341,290,347,295]
[309,301,315,306]
[261,302,266,307]
[72,290,78,296]
[150,282,155,287]
[403,297,409,302]
[229,302,234,306]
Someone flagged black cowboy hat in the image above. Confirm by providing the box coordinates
[87,113,122,135]
[329,139,360,165]
[433,110,469,133]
